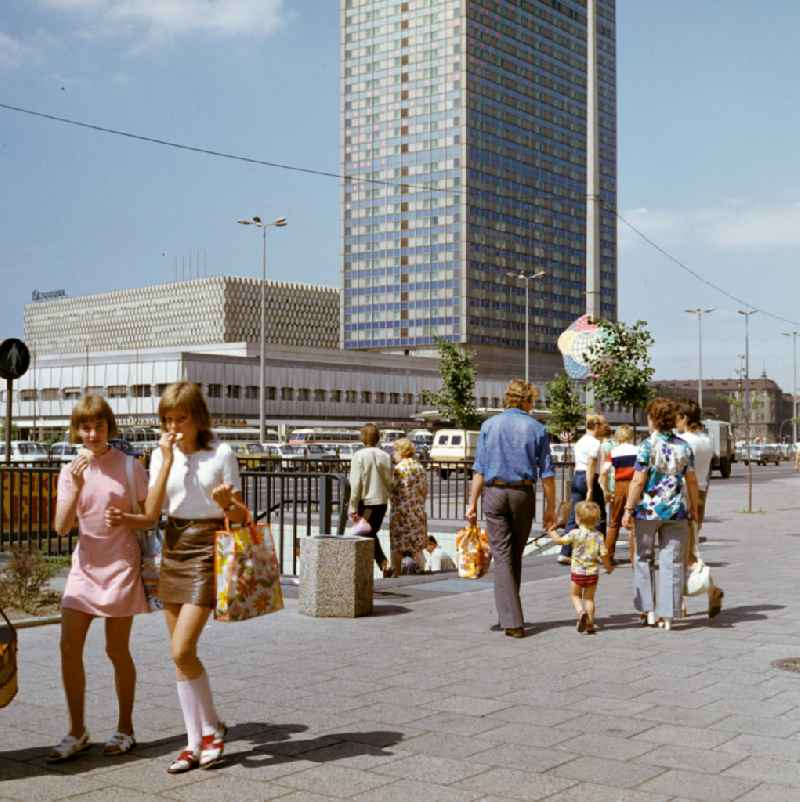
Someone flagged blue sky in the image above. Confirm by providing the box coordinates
[1,1,799,393]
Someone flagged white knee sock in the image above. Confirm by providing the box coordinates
[189,671,220,737]
[176,679,202,753]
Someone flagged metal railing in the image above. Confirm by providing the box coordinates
[1,465,67,554]
[239,470,350,576]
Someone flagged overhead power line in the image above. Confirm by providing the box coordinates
[2,100,798,328]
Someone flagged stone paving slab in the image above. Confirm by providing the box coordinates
[4,471,800,801]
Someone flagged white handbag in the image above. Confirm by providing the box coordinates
[686,559,711,597]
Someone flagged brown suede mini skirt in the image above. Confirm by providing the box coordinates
[158,518,221,608]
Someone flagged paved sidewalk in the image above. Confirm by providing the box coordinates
[3,472,800,801]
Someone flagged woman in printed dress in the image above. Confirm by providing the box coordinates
[389,438,428,574]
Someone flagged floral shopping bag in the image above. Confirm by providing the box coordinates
[455,525,491,579]
[214,517,284,622]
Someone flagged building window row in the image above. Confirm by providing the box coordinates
[17,385,420,406]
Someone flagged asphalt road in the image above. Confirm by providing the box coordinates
[717,460,795,486]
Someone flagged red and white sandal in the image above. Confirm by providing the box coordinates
[199,722,227,769]
[167,749,199,774]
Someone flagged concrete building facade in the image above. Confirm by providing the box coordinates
[24,277,341,355]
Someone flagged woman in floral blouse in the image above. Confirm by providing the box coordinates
[622,398,699,631]
[389,438,428,574]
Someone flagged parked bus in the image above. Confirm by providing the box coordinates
[288,428,361,446]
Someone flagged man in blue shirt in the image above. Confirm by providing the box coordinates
[466,379,556,638]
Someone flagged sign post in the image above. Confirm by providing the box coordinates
[0,339,31,464]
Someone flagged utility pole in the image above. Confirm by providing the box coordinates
[738,310,757,513]
[585,0,601,412]
[685,308,714,411]
[783,331,798,446]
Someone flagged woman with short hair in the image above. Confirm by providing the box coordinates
[349,423,393,576]
[389,437,428,574]
[623,398,699,630]
[146,382,248,773]
[50,395,149,762]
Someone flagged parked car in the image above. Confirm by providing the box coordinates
[739,443,781,466]
[761,443,784,465]
[334,443,363,461]
[408,430,434,460]
[0,441,51,464]
[49,441,79,463]
[109,437,142,457]
[430,429,479,479]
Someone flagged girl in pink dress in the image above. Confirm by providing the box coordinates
[49,396,150,762]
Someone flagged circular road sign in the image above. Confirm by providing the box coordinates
[0,339,31,380]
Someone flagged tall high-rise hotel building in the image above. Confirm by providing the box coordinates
[341,0,617,376]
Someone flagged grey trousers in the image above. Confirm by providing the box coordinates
[634,518,688,620]
[483,485,535,629]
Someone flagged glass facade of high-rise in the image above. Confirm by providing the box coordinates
[341,0,617,364]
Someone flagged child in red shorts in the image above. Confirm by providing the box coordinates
[549,501,614,634]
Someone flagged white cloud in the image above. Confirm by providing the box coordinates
[0,31,37,69]
[38,0,287,40]
[620,203,800,251]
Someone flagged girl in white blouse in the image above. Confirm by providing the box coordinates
[146,382,248,774]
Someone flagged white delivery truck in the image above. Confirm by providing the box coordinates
[704,419,734,478]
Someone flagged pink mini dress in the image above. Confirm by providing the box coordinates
[58,447,149,617]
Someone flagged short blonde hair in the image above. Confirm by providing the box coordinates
[586,414,604,431]
[615,424,634,443]
[504,378,537,409]
[575,500,602,528]
[158,382,214,450]
[360,423,380,447]
[69,395,118,443]
[394,438,415,459]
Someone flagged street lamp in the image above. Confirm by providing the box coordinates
[782,331,798,447]
[738,309,757,513]
[684,308,714,411]
[506,270,546,385]
[237,215,288,443]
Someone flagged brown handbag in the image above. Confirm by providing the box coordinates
[0,608,18,708]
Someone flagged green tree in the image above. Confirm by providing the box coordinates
[545,372,585,441]
[585,319,655,427]
[421,340,482,429]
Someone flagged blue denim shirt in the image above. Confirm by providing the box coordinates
[473,408,554,484]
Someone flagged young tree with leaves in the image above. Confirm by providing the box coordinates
[585,319,655,430]
[421,340,482,429]
[545,372,585,442]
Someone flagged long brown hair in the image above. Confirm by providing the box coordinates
[158,382,214,450]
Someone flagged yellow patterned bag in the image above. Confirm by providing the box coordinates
[0,608,18,708]
[214,517,284,622]
[455,525,491,579]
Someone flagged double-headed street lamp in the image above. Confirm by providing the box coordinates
[237,215,287,444]
[782,331,798,446]
[506,270,546,385]
[685,308,714,410]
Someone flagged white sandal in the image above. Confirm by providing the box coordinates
[103,730,136,755]
[48,731,91,762]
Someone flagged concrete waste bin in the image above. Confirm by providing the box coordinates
[299,535,374,618]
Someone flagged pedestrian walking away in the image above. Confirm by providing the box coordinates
[559,414,607,565]
[466,379,556,638]
[548,501,614,634]
[147,382,249,774]
[623,398,699,631]
[50,395,150,762]
[349,423,394,576]
[676,399,724,619]
[389,437,428,575]
[600,424,638,564]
